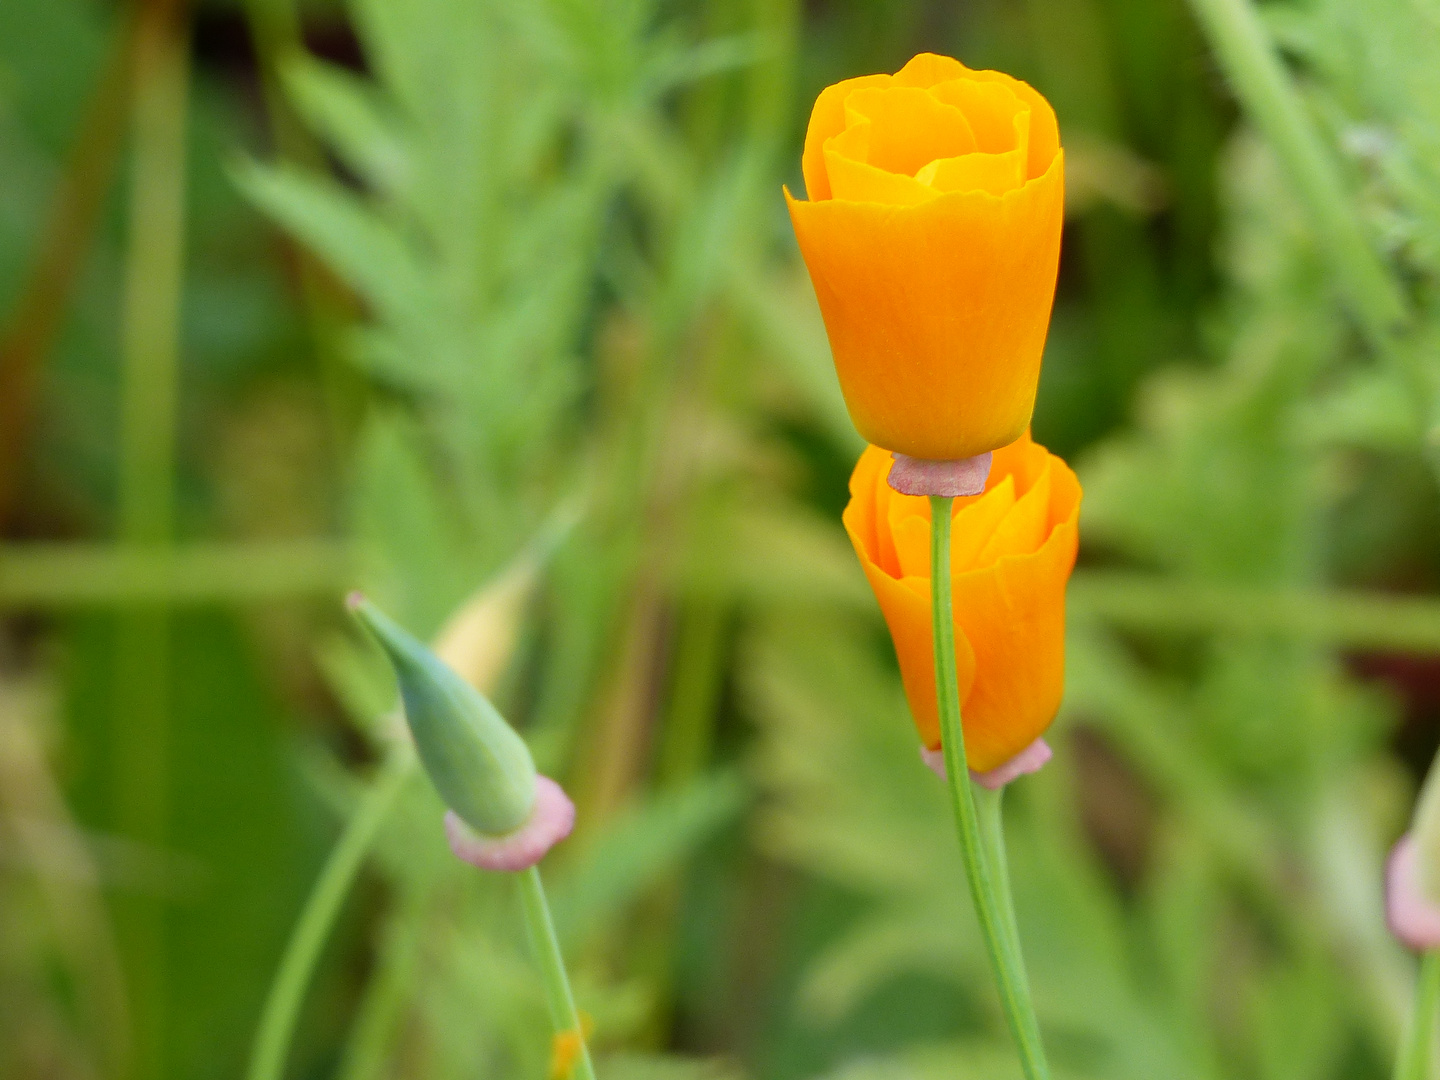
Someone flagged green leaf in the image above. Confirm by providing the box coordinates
[280,55,414,200]
[232,160,436,343]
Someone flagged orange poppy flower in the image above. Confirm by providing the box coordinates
[787,53,1064,461]
[842,432,1080,771]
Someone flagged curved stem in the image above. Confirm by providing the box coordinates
[1395,950,1440,1080]
[518,866,596,1080]
[246,752,413,1080]
[930,495,1049,1080]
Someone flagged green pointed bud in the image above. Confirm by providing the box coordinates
[349,594,536,836]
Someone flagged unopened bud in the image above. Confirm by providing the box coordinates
[1386,758,1440,950]
[349,594,537,836]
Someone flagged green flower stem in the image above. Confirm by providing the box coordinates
[518,866,596,1080]
[113,8,192,1075]
[1395,950,1440,1080]
[246,751,414,1080]
[930,495,1049,1080]
[974,784,1025,976]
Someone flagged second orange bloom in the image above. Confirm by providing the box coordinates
[843,433,1080,771]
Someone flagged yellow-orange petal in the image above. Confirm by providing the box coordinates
[891,510,930,579]
[917,149,1027,197]
[928,78,1027,154]
[1047,454,1083,533]
[844,444,902,576]
[851,552,980,753]
[786,152,1065,460]
[952,515,1078,770]
[892,52,971,87]
[976,458,1052,566]
[843,86,977,177]
[950,475,1017,572]
[988,429,1044,488]
[963,70,1059,180]
[800,74,893,201]
[824,119,872,166]
[827,149,940,205]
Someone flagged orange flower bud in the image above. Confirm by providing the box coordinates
[787,53,1065,461]
[842,433,1080,771]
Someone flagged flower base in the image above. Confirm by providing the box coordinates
[445,775,575,872]
[922,737,1053,789]
[888,451,993,497]
[1387,833,1440,950]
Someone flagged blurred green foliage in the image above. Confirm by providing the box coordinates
[5,0,1440,1078]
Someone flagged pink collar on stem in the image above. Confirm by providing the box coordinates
[1386,833,1440,950]
[445,775,575,872]
[887,451,992,497]
[922,737,1053,789]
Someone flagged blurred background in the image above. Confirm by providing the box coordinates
[4,0,1440,1078]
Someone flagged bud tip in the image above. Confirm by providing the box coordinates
[346,590,366,612]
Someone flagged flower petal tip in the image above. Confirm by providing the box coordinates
[445,775,575,872]
[920,737,1052,788]
[1386,833,1440,950]
[888,451,992,497]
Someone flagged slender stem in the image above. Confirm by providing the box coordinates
[930,495,1049,1080]
[974,786,1040,1052]
[974,785,1024,968]
[246,753,413,1080]
[113,7,191,1076]
[118,4,189,553]
[1395,950,1440,1080]
[518,866,596,1080]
